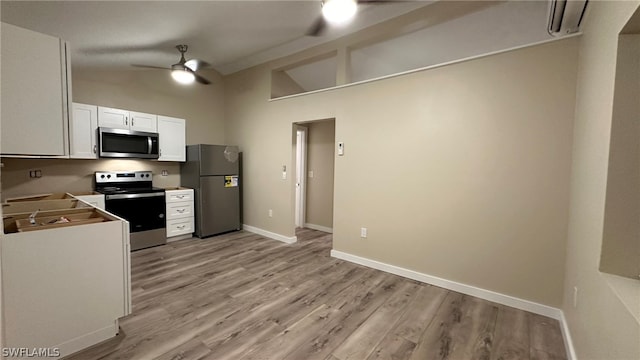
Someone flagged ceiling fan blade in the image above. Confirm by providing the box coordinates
[306,16,327,36]
[185,59,212,72]
[193,72,211,85]
[131,64,170,70]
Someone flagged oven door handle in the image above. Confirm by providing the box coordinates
[106,192,165,200]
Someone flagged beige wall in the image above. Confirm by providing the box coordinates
[72,68,225,146]
[224,38,578,307]
[600,35,640,279]
[1,158,179,200]
[305,120,335,229]
[563,1,640,359]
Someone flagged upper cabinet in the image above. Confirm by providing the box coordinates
[70,103,98,159]
[1,22,71,156]
[98,106,157,132]
[157,116,186,162]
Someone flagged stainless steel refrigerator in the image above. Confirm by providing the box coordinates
[181,144,241,238]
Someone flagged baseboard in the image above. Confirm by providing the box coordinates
[304,223,333,233]
[166,234,193,243]
[559,311,577,360]
[243,224,297,244]
[330,249,563,320]
[56,321,118,358]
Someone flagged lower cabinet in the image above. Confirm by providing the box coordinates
[1,207,131,358]
[73,194,105,210]
[166,188,194,239]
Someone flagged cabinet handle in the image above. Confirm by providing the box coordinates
[177,225,185,230]
[125,117,128,126]
[93,145,97,154]
[177,209,185,213]
[132,118,135,126]
[177,195,184,199]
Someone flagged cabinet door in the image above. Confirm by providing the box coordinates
[98,107,129,130]
[69,103,98,159]
[157,116,186,161]
[1,23,67,156]
[130,111,157,132]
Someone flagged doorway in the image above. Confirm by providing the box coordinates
[292,119,336,234]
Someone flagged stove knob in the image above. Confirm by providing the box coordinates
[146,174,150,178]
[100,174,105,179]
[107,174,111,179]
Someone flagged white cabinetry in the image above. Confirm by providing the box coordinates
[70,103,98,159]
[166,188,194,239]
[1,22,70,156]
[98,106,157,132]
[73,194,105,210]
[158,116,186,162]
[2,206,130,358]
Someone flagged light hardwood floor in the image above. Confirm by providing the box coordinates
[65,228,567,360]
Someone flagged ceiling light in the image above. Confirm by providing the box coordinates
[322,0,357,25]
[171,68,195,85]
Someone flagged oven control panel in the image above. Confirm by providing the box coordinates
[95,171,153,184]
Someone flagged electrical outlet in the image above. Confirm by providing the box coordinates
[29,170,42,178]
[308,170,314,178]
[573,286,578,308]
[268,209,273,218]
[161,170,168,176]
[360,227,367,238]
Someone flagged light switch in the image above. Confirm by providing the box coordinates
[338,142,344,156]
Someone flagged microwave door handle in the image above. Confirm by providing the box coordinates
[148,136,152,154]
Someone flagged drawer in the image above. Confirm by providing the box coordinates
[167,218,193,237]
[166,190,193,203]
[166,201,193,220]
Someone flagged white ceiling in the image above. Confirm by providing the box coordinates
[0,0,432,75]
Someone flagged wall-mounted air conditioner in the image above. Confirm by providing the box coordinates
[548,0,588,36]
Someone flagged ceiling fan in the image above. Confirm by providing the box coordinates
[306,0,399,36]
[133,45,211,85]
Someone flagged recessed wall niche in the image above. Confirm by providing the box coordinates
[271,52,337,99]
[599,15,640,280]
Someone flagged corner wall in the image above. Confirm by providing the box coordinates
[224,38,578,307]
[562,1,640,358]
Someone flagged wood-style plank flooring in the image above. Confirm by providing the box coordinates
[65,228,567,360]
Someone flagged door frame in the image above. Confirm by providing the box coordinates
[295,126,307,228]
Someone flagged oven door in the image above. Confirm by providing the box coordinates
[104,192,166,232]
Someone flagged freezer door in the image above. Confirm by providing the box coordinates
[199,145,239,176]
[198,175,240,237]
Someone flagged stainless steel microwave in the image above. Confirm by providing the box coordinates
[98,127,159,159]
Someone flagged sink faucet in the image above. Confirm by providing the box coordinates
[29,210,39,225]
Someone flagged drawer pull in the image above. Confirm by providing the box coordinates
[177,209,186,213]
[177,225,186,230]
[176,195,185,199]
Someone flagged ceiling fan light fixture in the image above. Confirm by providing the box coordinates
[171,68,195,85]
[322,0,357,25]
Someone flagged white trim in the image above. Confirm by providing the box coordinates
[304,223,333,233]
[330,249,563,320]
[559,311,577,360]
[270,33,582,102]
[57,322,118,358]
[243,224,297,244]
